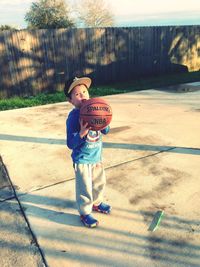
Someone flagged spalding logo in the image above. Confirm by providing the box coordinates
[91,118,107,125]
[87,106,110,113]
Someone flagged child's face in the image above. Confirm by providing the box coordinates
[69,84,89,108]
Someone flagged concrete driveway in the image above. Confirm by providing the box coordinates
[0,82,200,267]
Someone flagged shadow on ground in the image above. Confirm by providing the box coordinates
[1,182,200,267]
[0,133,200,156]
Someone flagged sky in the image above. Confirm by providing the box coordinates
[0,0,200,29]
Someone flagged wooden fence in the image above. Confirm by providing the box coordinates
[0,26,199,98]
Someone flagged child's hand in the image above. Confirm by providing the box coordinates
[79,119,91,138]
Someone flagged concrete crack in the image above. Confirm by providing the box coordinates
[1,157,48,267]
[105,147,176,170]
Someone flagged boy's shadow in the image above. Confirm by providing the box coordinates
[18,194,81,227]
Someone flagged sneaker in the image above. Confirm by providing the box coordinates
[80,214,99,228]
[93,202,112,214]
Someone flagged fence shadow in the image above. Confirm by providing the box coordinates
[1,150,200,266]
[1,189,200,267]
[0,133,200,156]
[1,124,200,266]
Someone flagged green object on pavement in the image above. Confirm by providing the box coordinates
[148,210,164,231]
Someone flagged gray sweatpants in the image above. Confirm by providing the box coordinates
[74,162,106,215]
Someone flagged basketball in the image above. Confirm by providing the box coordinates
[80,98,112,131]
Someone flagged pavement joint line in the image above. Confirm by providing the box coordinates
[0,196,16,203]
[104,147,177,170]
[0,156,48,267]
[6,147,177,198]
[17,177,75,198]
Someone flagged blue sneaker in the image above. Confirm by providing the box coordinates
[93,203,112,214]
[80,214,99,228]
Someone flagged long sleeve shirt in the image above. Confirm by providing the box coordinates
[66,108,110,164]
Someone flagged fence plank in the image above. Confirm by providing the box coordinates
[0,26,199,98]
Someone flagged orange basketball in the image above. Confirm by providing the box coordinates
[80,98,112,131]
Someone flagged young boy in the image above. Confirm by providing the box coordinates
[64,76,111,228]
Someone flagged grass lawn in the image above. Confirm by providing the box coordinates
[0,71,200,111]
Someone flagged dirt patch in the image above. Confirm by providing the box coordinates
[107,153,190,210]
[129,166,189,205]
[109,126,132,134]
[35,103,70,113]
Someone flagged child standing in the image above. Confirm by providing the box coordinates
[64,77,111,228]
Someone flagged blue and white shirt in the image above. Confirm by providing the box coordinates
[66,108,110,163]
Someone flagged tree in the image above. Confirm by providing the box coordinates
[25,0,74,29]
[74,0,114,27]
[0,25,17,31]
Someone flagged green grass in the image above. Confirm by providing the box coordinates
[0,71,200,111]
[0,92,66,111]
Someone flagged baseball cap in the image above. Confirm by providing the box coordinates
[64,77,92,96]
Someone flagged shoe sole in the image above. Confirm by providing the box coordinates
[81,221,99,228]
[92,207,112,214]
[80,217,99,228]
